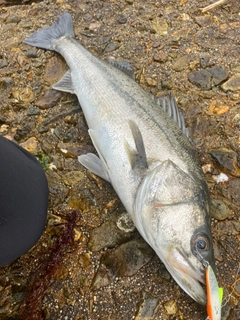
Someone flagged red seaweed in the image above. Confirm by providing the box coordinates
[19,210,78,320]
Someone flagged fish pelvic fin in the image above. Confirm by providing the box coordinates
[24,12,74,50]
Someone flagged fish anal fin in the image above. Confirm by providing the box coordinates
[52,70,75,94]
[108,59,135,79]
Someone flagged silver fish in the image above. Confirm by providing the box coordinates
[24,12,215,304]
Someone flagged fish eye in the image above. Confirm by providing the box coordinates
[193,234,210,252]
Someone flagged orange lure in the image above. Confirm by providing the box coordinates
[206,265,223,320]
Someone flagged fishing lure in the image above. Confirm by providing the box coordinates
[206,265,223,320]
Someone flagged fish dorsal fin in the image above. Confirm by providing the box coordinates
[125,120,148,169]
[108,59,135,79]
[52,70,75,94]
[153,93,190,139]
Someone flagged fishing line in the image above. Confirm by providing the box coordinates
[221,263,240,307]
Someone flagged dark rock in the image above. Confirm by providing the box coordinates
[208,65,228,86]
[46,171,69,207]
[210,148,240,177]
[92,238,154,289]
[6,14,21,24]
[188,69,212,90]
[118,15,127,24]
[88,211,135,252]
[200,55,210,68]
[14,124,31,141]
[44,56,67,84]
[2,77,13,88]
[35,90,62,109]
[210,199,228,220]
[135,292,158,319]
[228,178,240,206]
[27,105,40,116]
[26,49,38,58]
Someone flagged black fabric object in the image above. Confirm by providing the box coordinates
[0,136,48,267]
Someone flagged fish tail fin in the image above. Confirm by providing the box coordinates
[24,12,74,50]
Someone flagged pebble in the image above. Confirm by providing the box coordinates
[228,178,240,206]
[210,199,229,220]
[88,211,135,252]
[20,137,39,154]
[35,90,62,109]
[188,65,228,90]
[151,17,168,36]
[153,52,168,63]
[135,292,158,319]
[200,55,210,68]
[210,148,240,177]
[221,74,240,91]
[164,300,178,315]
[92,238,155,289]
[0,59,8,68]
[27,105,40,116]
[172,55,189,72]
[104,43,120,53]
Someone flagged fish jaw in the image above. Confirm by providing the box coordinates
[134,159,215,304]
[164,246,206,304]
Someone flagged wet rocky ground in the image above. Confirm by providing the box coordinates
[0,0,240,319]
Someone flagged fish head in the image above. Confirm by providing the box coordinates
[134,159,215,304]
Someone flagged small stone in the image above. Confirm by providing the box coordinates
[153,51,168,63]
[89,22,101,31]
[19,87,35,103]
[88,211,135,252]
[135,292,158,320]
[188,69,212,90]
[6,14,21,24]
[195,15,212,27]
[20,137,39,154]
[222,74,240,91]
[145,78,157,87]
[118,15,127,24]
[152,17,168,36]
[35,90,62,109]
[26,49,38,58]
[228,178,240,206]
[62,171,85,186]
[200,55,210,68]
[2,77,13,88]
[0,59,8,68]
[27,105,40,116]
[164,300,178,315]
[125,0,133,4]
[210,148,240,177]
[99,35,112,45]
[208,65,228,86]
[104,43,120,53]
[210,199,229,220]
[173,55,189,72]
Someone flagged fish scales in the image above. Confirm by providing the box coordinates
[24,12,216,306]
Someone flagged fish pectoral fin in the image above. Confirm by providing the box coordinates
[78,153,110,182]
[125,120,148,169]
[81,129,111,182]
[154,93,190,140]
[108,59,135,79]
[52,70,75,94]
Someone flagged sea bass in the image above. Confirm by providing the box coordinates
[24,12,215,304]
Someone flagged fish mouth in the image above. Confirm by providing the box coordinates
[164,247,207,305]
